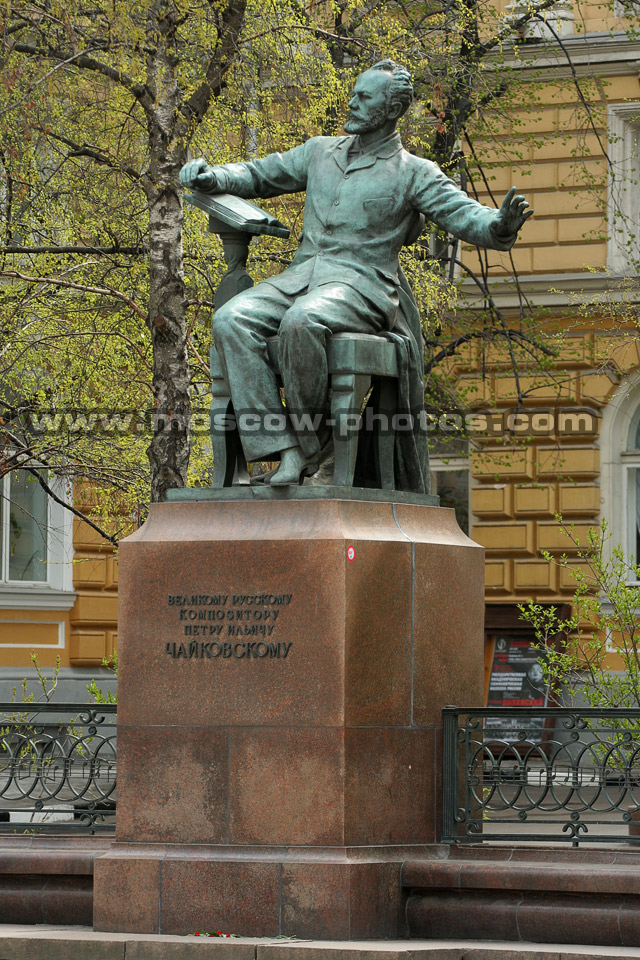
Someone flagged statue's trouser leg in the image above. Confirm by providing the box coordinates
[212,283,298,461]
[212,281,384,462]
[278,283,384,460]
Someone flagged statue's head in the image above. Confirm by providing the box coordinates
[344,60,413,135]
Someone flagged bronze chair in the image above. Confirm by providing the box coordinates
[209,331,399,488]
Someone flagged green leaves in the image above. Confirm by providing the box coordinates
[521,516,640,710]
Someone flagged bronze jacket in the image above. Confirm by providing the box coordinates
[210,131,516,330]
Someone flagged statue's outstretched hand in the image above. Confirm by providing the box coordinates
[179,158,219,193]
[494,187,533,237]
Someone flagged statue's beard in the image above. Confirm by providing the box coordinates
[344,106,389,134]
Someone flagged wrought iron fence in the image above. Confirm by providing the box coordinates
[0,702,116,834]
[443,707,640,846]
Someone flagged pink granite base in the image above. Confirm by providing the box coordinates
[93,498,484,938]
[94,843,424,937]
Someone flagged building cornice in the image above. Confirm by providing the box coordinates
[0,588,77,611]
[497,31,640,79]
[460,271,640,310]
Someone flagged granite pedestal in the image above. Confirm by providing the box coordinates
[93,492,484,938]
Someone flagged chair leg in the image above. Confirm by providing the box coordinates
[210,344,249,487]
[209,397,241,487]
[233,436,250,484]
[375,377,397,490]
[331,372,371,486]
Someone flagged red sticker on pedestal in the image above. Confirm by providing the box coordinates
[347,546,355,562]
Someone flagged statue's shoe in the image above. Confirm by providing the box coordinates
[269,452,319,486]
[269,458,320,487]
[251,434,333,487]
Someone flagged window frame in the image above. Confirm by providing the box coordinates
[0,469,75,609]
[2,469,50,585]
[621,455,639,569]
[599,371,640,583]
[607,102,640,276]
[429,454,471,535]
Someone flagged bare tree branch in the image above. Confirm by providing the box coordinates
[179,0,247,129]
[46,130,142,182]
[1,245,145,255]
[25,467,119,546]
[0,270,147,320]
[11,41,152,110]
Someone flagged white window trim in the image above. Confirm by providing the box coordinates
[620,454,640,572]
[607,102,640,276]
[599,369,640,576]
[0,472,75,609]
[0,619,65,648]
[614,1,636,18]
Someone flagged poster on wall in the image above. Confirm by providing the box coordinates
[485,634,549,740]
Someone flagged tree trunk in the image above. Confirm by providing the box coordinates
[145,5,190,503]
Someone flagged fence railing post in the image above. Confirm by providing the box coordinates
[441,706,459,843]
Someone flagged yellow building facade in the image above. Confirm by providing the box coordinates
[0,501,118,691]
[432,0,640,696]
[462,1,638,600]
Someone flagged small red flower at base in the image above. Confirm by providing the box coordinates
[190,930,240,938]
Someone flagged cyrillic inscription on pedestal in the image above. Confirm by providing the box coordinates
[165,592,294,660]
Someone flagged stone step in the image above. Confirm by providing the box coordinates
[403,851,640,945]
[443,845,640,864]
[3,928,640,960]
[402,857,640,894]
[0,838,111,926]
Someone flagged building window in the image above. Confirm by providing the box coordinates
[2,471,49,582]
[622,404,640,567]
[607,102,640,276]
[0,470,74,607]
[599,372,640,579]
[430,456,470,534]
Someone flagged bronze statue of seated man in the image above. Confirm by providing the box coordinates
[180,59,532,489]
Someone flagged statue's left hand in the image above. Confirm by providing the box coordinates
[493,187,533,237]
